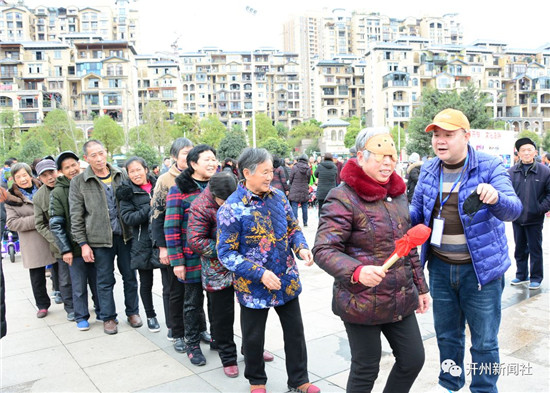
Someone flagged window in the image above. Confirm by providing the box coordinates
[103,94,122,106]
[88,78,100,88]
[54,50,62,59]
[108,79,121,88]
[35,51,43,61]
[28,64,42,74]
[0,96,13,107]
[162,89,174,98]
[54,66,62,77]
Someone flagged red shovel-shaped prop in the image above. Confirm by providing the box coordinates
[382,224,432,271]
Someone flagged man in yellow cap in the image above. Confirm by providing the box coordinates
[410,108,522,392]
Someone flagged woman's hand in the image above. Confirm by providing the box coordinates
[299,249,314,266]
[173,265,186,281]
[62,252,73,266]
[159,247,170,265]
[261,270,281,290]
[416,293,430,314]
[358,265,386,287]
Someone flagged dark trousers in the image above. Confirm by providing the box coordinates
[69,256,99,322]
[290,201,308,226]
[240,297,309,388]
[29,266,50,310]
[160,267,171,328]
[93,235,139,321]
[138,269,156,319]
[317,198,326,217]
[53,259,73,313]
[208,286,237,366]
[184,282,206,347]
[512,222,544,283]
[344,314,425,393]
[168,265,185,338]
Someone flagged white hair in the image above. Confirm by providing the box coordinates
[355,127,391,161]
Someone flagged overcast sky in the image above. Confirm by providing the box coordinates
[23,0,549,54]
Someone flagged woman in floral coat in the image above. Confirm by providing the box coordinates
[313,129,430,393]
[217,148,320,393]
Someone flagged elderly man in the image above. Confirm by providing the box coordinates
[69,140,141,335]
[508,138,550,290]
[410,108,522,393]
[217,148,319,393]
[33,157,74,321]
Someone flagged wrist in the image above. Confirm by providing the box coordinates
[351,266,363,284]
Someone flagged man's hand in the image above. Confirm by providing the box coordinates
[477,183,499,205]
[261,270,281,290]
[159,247,170,265]
[173,265,186,281]
[62,252,73,266]
[358,265,386,287]
[81,244,94,263]
[416,293,430,314]
[299,249,314,266]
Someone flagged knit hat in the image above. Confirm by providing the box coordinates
[35,158,57,176]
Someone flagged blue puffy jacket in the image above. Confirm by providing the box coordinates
[410,146,522,286]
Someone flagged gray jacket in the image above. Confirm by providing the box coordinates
[69,163,132,248]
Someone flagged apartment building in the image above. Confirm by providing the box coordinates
[0,1,139,48]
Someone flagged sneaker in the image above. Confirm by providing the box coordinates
[223,364,239,378]
[173,337,187,353]
[54,292,63,304]
[147,317,161,333]
[77,320,90,331]
[250,385,266,393]
[187,345,206,366]
[66,312,75,321]
[263,350,274,362]
[167,328,174,341]
[288,382,321,393]
[511,278,529,286]
[529,282,541,290]
[36,309,48,318]
[200,330,212,344]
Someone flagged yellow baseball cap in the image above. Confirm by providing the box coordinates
[425,108,470,132]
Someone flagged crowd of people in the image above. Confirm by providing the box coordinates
[0,107,549,393]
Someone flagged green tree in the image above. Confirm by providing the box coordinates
[344,116,361,148]
[92,116,124,158]
[129,124,152,146]
[130,142,160,168]
[275,122,289,138]
[217,129,248,160]
[517,130,541,150]
[406,85,491,157]
[288,120,323,150]
[231,123,243,133]
[247,113,277,146]
[142,101,171,153]
[18,137,49,164]
[260,137,290,158]
[40,109,81,153]
[390,125,406,153]
[170,113,200,143]
[542,130,550,153]
[0,109,22,155]
[199,115,226,148]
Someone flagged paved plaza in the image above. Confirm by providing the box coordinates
[1,211,549,393]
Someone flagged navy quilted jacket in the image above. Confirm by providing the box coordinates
[410,146,522,286]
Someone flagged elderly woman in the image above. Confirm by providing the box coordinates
[313,129,430,393]
[4,163,55,318]
[217,148,320,393]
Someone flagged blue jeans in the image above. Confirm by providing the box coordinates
[428,255,504,393]
[93,235,139,321]
[290,201,308,226]
[69,256,99,322]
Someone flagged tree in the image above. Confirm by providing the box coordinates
[0,109,22,155]
[542,130,550,153]
[170,113,200,143]
[275,122,289,138]
[344,116,361,148]
[130,142,160,168]
[129,124,152,146]
[199,114,226,148]
[247,113,277,146]
[260,137,289,158]
[390,125,406,154]
[288,120,323,150]
[217,129,248,160]
[18,137,49,165]
[406,85,491,157]
[142,101,171,153]
[92,115,124,158]
[40,109,81,153]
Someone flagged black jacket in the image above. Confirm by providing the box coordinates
[116,175,161,270]
[508,161,550,225]
[314,160,338,201]
[288,159,311,203]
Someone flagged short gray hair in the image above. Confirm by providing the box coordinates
[355,127,391,161]
[10,162,32,178]
[82,139,104,156]
[238,148,272,178]
[169,137,194,158]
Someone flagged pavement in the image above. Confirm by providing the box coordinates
[1,211,549,393]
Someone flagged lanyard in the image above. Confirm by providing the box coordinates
[438,153,469,219]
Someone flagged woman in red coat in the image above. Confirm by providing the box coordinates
[313,128,430,393]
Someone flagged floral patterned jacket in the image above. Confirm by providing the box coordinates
[188,186,233,292]
[217,183,309,309]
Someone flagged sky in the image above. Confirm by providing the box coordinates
[22,0,550,54]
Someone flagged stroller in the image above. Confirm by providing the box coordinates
[2,226,20,263]
[308,185,318,208]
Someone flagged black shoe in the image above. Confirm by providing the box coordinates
[167,328,174,341]
[174,337,187,353]
[187,345,206,366]
[147,317,161,333]
[200,330,212,344]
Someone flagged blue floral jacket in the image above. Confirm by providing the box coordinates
[217,183,309,309]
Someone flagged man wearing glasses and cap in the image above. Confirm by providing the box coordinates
[508,137,550,290]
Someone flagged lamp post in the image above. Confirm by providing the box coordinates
[246,6,259,147]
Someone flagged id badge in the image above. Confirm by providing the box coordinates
[430,217,445,247]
